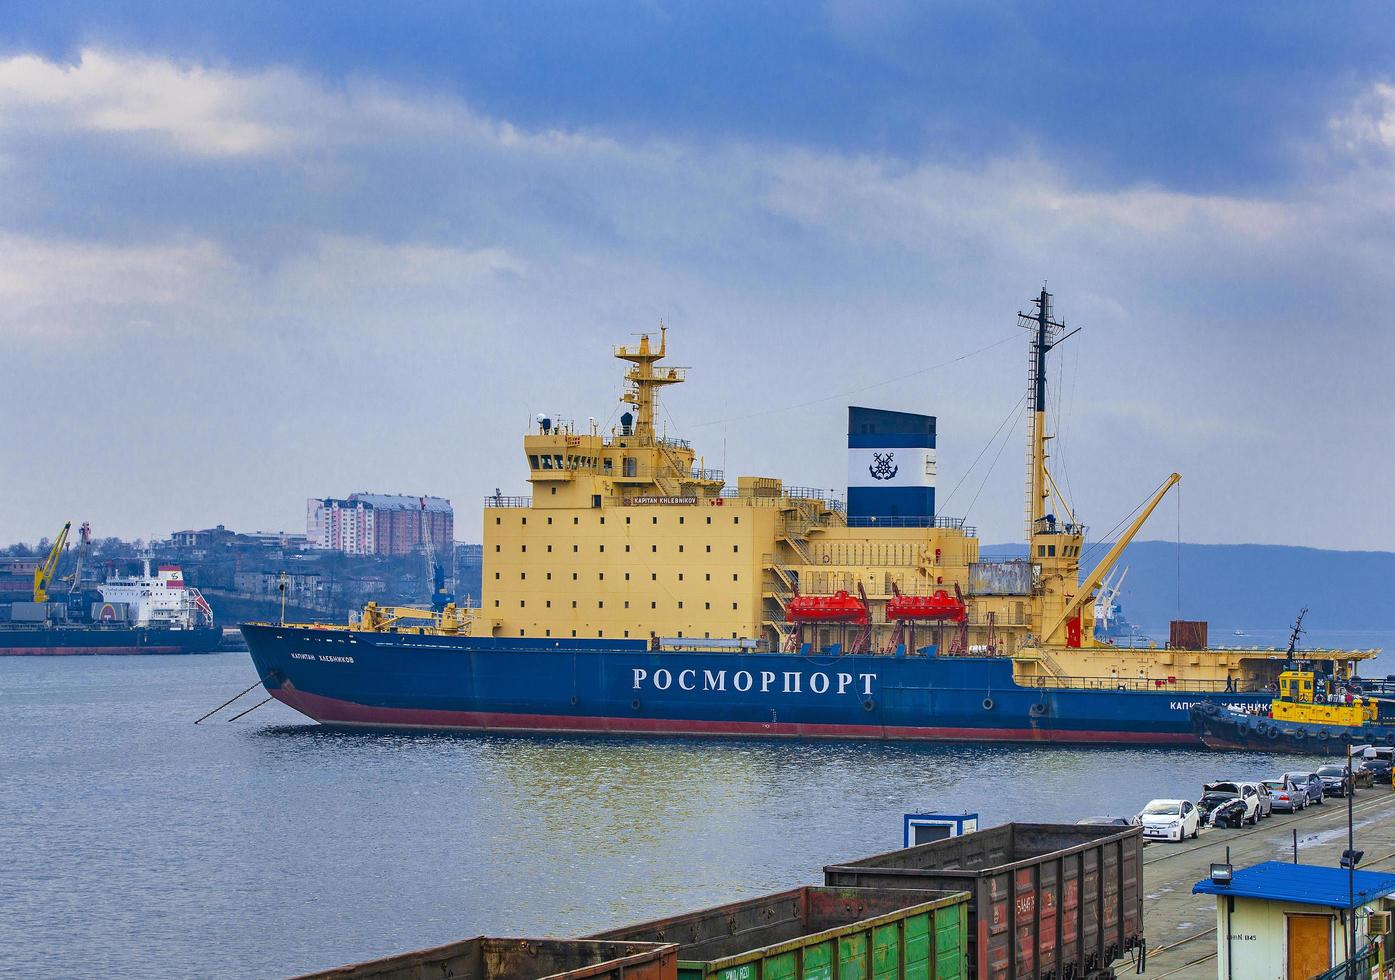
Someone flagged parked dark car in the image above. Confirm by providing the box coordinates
[1076,817,1133,826]
[1315,764,1353,797]
[1284,771,1326,806]
[1196,793,1248,829]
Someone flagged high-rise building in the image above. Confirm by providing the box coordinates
[306,494,453,557]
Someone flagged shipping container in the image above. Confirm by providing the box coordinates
[823,824,1143,980]
[1168,620,1208,651]
[9,601,58,622]
[967,562,1033,597]
[592,885,969,980]
[291,936,679,980]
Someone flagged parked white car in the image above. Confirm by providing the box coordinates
[1202,781,1262,825]
[1137,799,1201,841]
[1241,781,1274,819]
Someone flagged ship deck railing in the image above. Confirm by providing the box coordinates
[845,515,975,534]
[484,495,533,508]
[1021,673,1265,694]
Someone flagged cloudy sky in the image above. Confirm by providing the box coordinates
[2,3,1393,550]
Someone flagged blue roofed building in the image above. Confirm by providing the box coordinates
[1193,861,1395,979]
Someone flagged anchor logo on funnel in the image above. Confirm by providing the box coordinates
[869,452,898,481]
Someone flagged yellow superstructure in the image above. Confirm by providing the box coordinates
[449,295,1377,694]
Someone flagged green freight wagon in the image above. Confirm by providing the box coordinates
[291,936,680,980]
[590,885,970,980]
[823,823,1144,980]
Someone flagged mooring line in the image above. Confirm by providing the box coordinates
[225,696,274,723]
[194,673,274,724]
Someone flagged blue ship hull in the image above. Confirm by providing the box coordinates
[242,624,1270,745]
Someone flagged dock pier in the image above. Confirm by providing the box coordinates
[1134,786,1395,979]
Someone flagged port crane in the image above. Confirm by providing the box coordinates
[419,499,454,612]
[61,522,92,596]
[32,521,72,603]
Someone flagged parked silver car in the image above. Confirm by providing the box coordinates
[1262,777,1305,813]
[1283,771,1326,806]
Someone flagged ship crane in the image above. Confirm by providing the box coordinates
[32,521,72,604]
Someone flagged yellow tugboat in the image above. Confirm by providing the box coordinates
[1192,612,1395,751]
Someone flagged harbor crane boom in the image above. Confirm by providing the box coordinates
[32,521,72,603]
[1043,473,1180,645]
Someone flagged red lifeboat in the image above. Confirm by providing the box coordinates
[787,590,868,625]
[886,589,966,623]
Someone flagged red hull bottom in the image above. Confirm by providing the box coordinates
[271,686,1198,745]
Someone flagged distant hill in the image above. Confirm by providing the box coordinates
[980,541,1395,630]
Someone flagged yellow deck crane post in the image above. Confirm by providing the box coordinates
[32,521,72,604]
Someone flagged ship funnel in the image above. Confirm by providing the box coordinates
[846,406,937,527]
[620,411,634,436]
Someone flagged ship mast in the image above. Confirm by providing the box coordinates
[1020,287,1072,535]
[615,326,686,446]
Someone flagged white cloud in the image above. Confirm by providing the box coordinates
[1330,81,1395,159]
[0,48,621,160]
[0,233,231,336]
[0,50,1392,551]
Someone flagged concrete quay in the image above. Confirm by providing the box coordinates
[1131,785,1395,980]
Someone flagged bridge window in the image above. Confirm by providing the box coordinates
[572,573,578,581]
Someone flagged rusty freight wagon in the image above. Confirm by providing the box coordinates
[291,936,679,980]
[823,824,1143,980]
[592,885,970,980]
